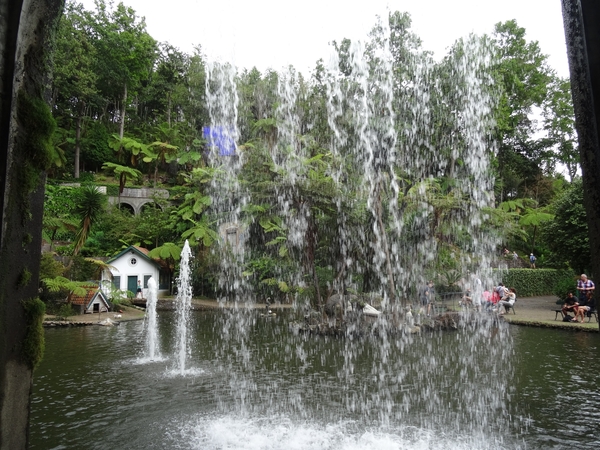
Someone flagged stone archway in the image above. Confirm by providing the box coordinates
[116,202,136,215]
[108,187,170,215]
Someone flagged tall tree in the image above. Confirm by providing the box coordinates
[542,77,579,181]
[88,0,157,138]
[492,20,554,200]
[540,179,590,272]
[52,1,98,179]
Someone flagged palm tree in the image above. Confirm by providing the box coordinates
[73,185,106,255]
[142,122,180,187]
[101,162,143,205]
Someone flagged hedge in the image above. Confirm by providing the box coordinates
[497,268,576,298]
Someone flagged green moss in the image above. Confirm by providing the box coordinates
[10,89,55,231]
[18,268,32,287]
[22,233,33,247]
[21,298,46,370]
[16,89,56,196]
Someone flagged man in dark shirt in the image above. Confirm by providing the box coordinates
[561,292,578,318]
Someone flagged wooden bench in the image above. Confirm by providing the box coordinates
[586,309,598,323]
[554,308,598,322]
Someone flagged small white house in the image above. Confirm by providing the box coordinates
[101,246,171,298]
[69,286,110,314]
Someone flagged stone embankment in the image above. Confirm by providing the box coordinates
[43,321,95,327]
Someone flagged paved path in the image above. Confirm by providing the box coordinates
[495,295,599,331]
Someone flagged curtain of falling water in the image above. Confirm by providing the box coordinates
[205,61,251,304]
[318,21,511,434]
[205,62,257,408]
[274,67,309,297]
[201,19,511,435]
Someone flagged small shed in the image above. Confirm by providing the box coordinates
[69,286,110,314]
[101,245,171,298]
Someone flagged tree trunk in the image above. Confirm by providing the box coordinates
[0,1,65,448]
[119,83,127,139]
[167,91,171,127]
[73,102,83,179]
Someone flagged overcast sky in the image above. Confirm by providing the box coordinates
[79,0,570,77]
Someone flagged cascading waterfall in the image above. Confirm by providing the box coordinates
[205,61,252,305]
[273,67,310,296]
[143,276,160,360]
[195,15,512,446]
[205,62,257,405]
[174,240,193,374]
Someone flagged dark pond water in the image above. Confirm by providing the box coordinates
[30,311,600,449]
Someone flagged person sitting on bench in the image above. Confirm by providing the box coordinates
[497,287,516,315]
[460,289,473,308]
[573,292,595,323]
[561,292,578,318]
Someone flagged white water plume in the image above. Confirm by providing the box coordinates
[174,240,193,375]
[143,276,160,360]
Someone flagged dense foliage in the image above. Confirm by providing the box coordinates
[42,1,586,304]
[539,179,591,273]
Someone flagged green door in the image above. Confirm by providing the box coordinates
[127,276,138,296]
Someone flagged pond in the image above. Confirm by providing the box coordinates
[30,311,600,449]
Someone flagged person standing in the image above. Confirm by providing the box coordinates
[136,279,143,299]
[576,274,595,303]
[419,281,435,316]
[529,253,536,268]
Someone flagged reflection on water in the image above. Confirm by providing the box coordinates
[30,312,599,449]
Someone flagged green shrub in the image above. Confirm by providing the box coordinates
[78,172,95,182]
[105,184,119,196]
[498,268,575,298]
[55,303,76,320]
[552,273,578,301]
[104,284,130,307]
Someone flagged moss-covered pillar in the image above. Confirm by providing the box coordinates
[562,0,600,332]
[0,0,64,448]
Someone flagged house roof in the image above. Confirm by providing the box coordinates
[107,245,161,268]
[68,285,97,305]
[68,286,110,309]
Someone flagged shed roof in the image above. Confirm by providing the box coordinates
[68,286,110,310]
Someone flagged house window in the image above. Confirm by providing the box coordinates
[143,275,151,288]
[130,257,137,266]
[112,276,121,290]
